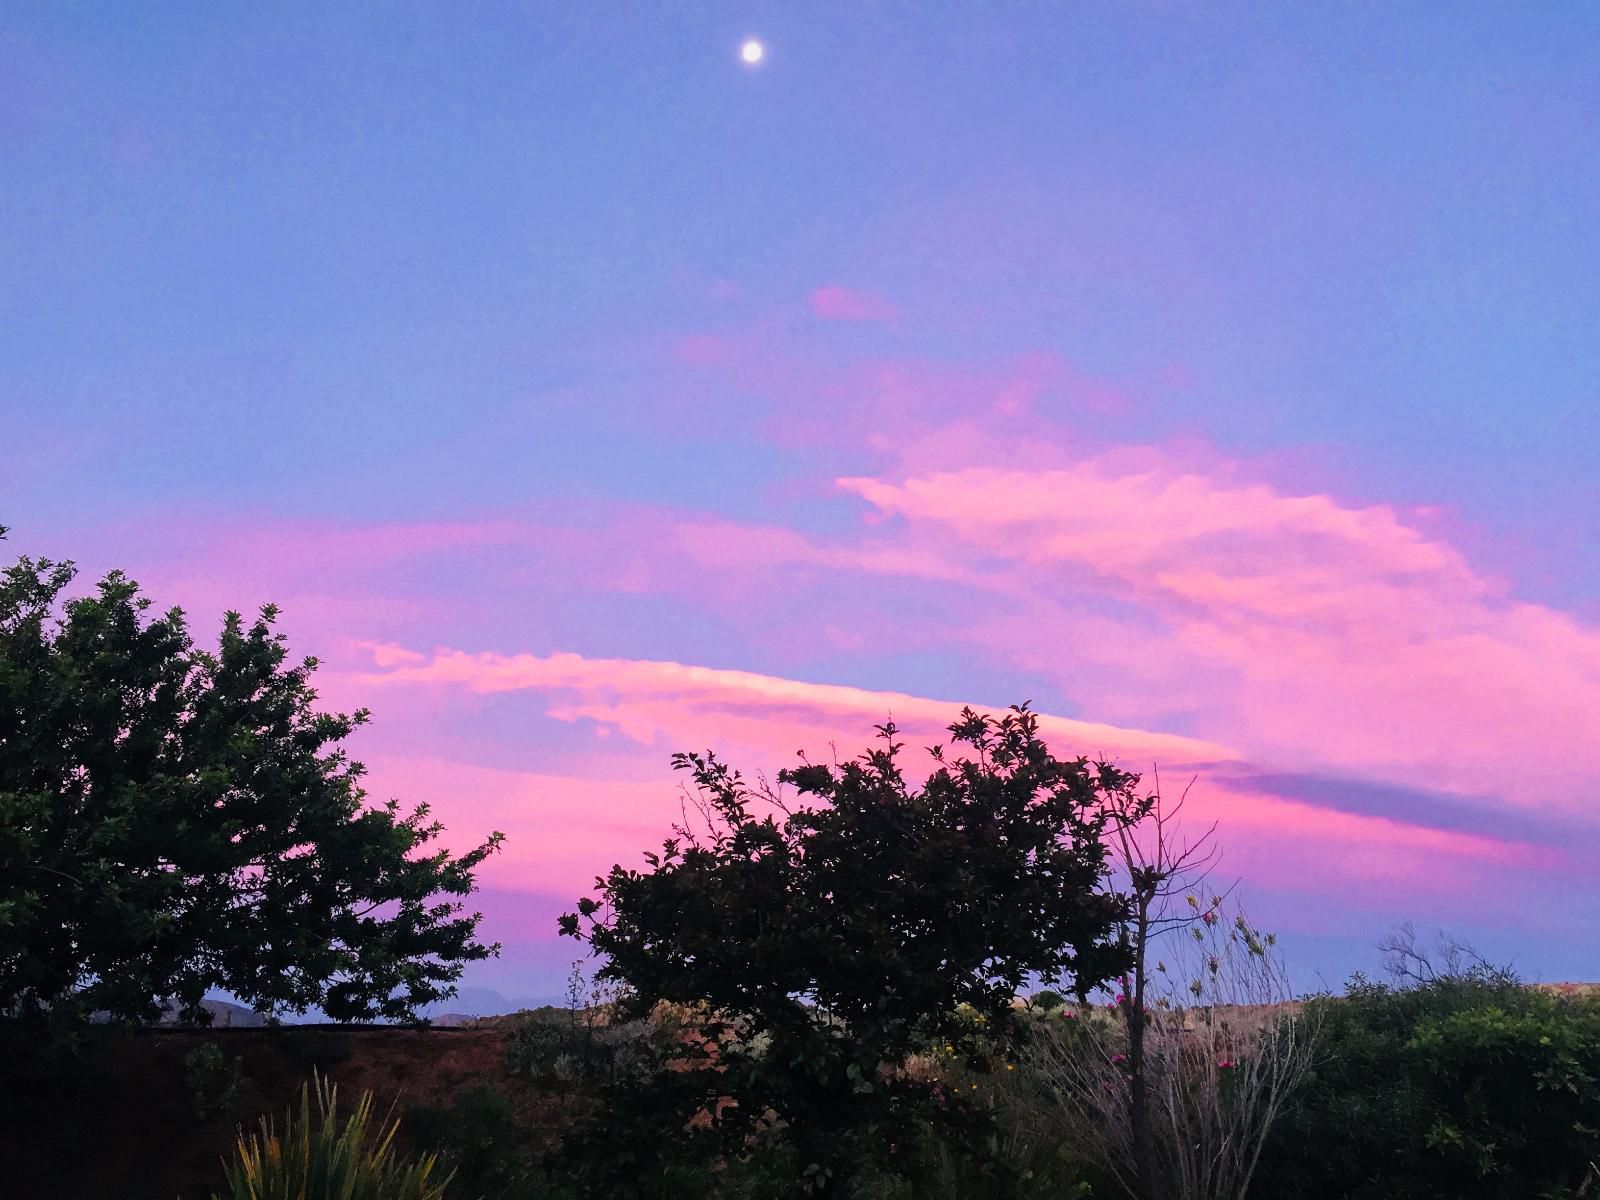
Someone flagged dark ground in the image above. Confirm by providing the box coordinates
[1,1024,540,1200]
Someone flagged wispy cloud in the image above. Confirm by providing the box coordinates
[809,285,899,323]
[358,644,1559,905]
[825,453,1600,813]
[361,644,1234,766]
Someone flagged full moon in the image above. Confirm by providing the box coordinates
[740,39,764,65]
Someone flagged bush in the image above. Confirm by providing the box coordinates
[503,1009,668,1089]
[407,1084,550,1200]
[1409,993,1600,1195]
[214,1074,451,1200]
[1254,973,1600,1200]
[183,1040,243,1122]
[909,1040,1094,1200]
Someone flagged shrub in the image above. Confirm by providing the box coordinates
[183,1040,243,1122]
[407,1084,549,1200]
[1254,973,1600,1200]
[213,1073,451,1200]
[1409,992,1600,1196]
[908,1042,1094,1200]
[502,1000,678,1092]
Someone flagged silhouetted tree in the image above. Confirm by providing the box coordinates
[0,530,504,1034]
[1032,786,1315,1200]
[562,704,1140,1197]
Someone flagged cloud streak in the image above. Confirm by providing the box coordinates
[362,643,1236,766]
[359,644,1555,907]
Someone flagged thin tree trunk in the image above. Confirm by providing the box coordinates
[1129,906,1154,1200]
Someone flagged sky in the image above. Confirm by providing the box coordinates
[3,4,1598,1001]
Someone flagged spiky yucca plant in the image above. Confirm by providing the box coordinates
[214,1073,452,1200]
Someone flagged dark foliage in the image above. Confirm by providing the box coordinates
[0,534,504,1034]
[182,1039,244,1121]
[561,705,1140,1197]
[408,1084,550,1200]
[1255,971,1600,1200]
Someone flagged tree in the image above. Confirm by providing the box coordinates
[1376,921,1518,990]
[1034,897,1314,1200]
[1030,786,1316,1200]
[561,705,1140,1197]
[0,534,504,1033]
[1103,777,1219,1194]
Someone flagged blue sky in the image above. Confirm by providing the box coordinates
[4,4,1598,994]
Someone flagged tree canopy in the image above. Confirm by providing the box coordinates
[0,533,504,1031]
[562,705,1143,1196]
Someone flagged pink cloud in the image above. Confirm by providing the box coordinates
[641,331,1141,455]
[838,464,1472,583]
[38,488,1588,961]
[671,520,979,585]
[817,455,1600,816]
[357,646,1555,907]
[809,285,899,323]
[670,333,737,366]
[361,645,1235,768]
[357,755,679,894]
[32,364,1594,968]
[76,444,1598,840]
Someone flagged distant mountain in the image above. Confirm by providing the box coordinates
[157,998,267,1027]
[415,986,568,1018]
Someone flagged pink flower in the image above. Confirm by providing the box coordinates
[1202,911,1218,926]
[1217,1059,1235,1070]
[1061,1009,1076,1019]
[1111,1053,1127,1064]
